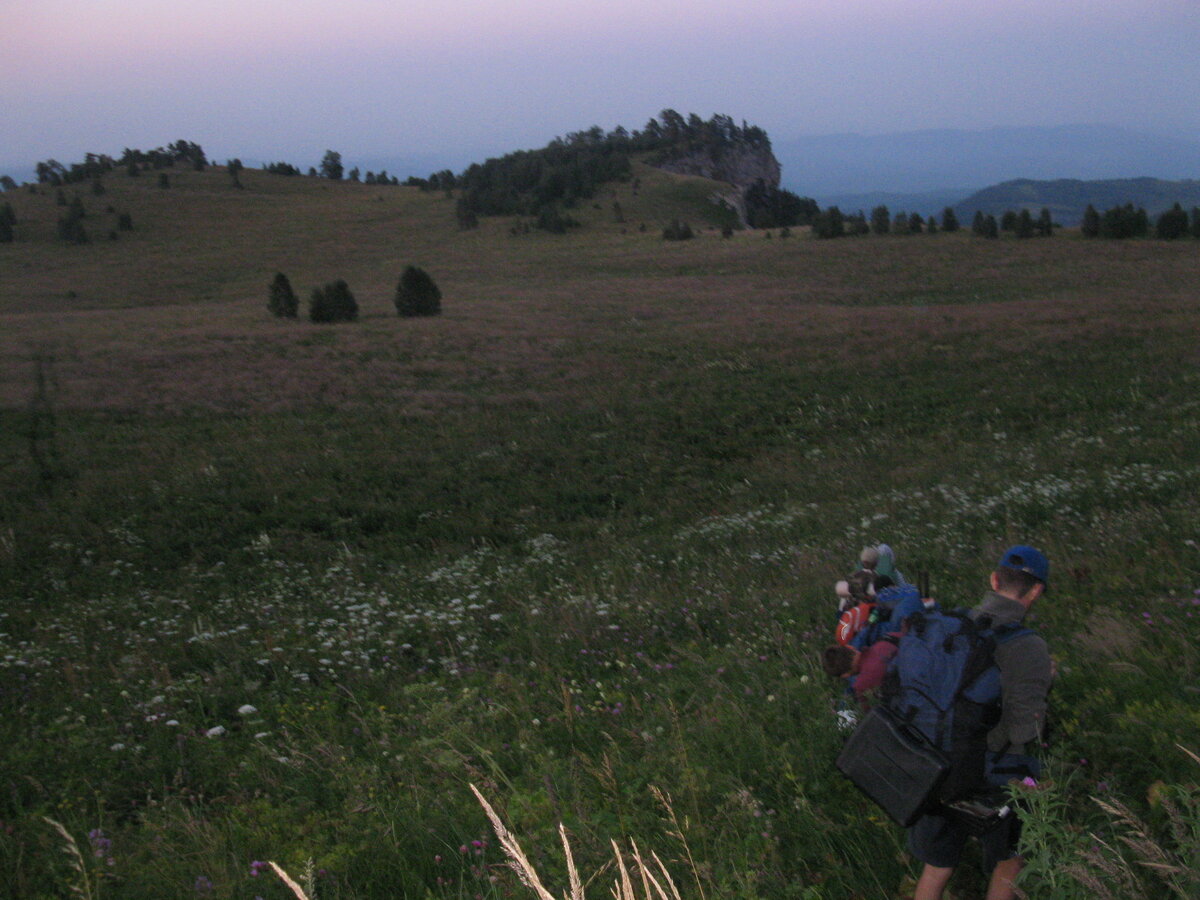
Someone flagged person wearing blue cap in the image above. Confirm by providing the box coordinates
[908,545,1053,900]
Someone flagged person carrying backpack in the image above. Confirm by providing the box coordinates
[905,545,1053,900]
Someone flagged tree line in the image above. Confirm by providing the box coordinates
[408,111,815,232]
[267,268,443,323]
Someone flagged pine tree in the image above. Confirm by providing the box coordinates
[320,150,343,180]
[870,205,890,235]
[1036,207,1054,237]
[1081,204,1100,237]
[1155,203,1190,240]
[941,207,960,232]
[394,266,443,317]
[268,272,299,318]
[1014,209,1035,239]
[982,214,999,239]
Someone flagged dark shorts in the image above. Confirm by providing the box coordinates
[907,809,1022,872]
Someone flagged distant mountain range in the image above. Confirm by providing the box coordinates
[952,177,1200,226]
[776,124,1200,216]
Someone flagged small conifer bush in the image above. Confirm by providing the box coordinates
[309,279,358,323]
[268,272,299,318]
[394,266,442,317]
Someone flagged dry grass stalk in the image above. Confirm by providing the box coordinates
[43,817,92,900]
[651,785,705,900]
[562,823,583,900]
[470,783,557,900]
[472,784,686,900]
[270,861,313,900]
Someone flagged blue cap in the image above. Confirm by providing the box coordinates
[998,545,1049,584]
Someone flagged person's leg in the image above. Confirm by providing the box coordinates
[913,864,954,900]
[985,856,1022,900]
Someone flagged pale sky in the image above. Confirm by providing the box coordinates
[4,0,1199,177]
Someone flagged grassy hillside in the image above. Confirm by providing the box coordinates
[2,165,1200,899]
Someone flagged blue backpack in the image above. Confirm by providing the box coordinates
[850,584,929,650]
[880,609,1031,802]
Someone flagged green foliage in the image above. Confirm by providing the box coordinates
[1014,208,1035,239]
[535,206,580,234]
[892,211,910,236]
[870,205,890,235]
[812,205,844,239]
[308,279,358,322]
[268,272,299,318]
[971,211,999,238]
[0,175,17,191]
[1156,203,1190,240]
[1081,204,1100,237]
[394,266,442,317]
[116,212,133,231]
[265,161,301,176]
[940,207,960,232]
[157,173,170,189]
[1099,203,1150,239]
[320,150,344,181]
[743,180,818,229]
[0,216,11,244]
[56,197,88,244]
[1037,207,1054,237]
[661,219,694,241]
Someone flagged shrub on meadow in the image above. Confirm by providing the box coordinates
[662,219,694,241]
[394,266,442,317]
[309,279,358,323]
[268,272,299,318]
[1156,203,1190,240]
[117,212,133,231]
[1081,204,1100,237]
[941,207,960,232]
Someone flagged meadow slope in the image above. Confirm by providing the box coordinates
[1,165,1198,899]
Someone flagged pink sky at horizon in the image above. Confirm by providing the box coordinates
[4,0,1199,171]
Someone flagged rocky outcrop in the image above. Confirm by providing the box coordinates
[652,144,781,191]
[650,144,782,225]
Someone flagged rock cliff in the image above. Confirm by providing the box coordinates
[650,144,782,224]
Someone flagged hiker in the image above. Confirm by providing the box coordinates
[906,545,1053,900]
[821,639,899,707]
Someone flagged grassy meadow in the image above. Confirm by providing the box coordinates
[1,162,1199,899]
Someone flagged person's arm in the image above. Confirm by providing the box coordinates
[990,634,1053,754]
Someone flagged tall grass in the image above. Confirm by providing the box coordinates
[2,165,1199,897]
